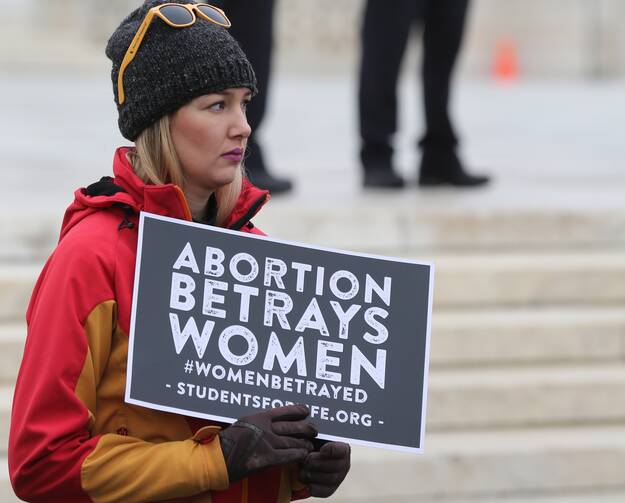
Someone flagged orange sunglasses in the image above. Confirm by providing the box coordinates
[117,3,231,105]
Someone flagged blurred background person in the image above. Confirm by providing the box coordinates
[359,0,490,188]
[212,0,294,195]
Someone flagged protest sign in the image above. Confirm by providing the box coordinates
[126,212,433,453]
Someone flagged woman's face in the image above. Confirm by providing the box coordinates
[171,87,252,196]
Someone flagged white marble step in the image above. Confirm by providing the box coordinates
[3,252,625,320]
[333,489,625,503]
[430,252,625,308]
[3,448,625,503]
[0,325,24,385]
[256,204,625,255]
[0,458,19,503]
[1,307,625,386]
[0,266,34,323]
[0,387,11,456]
[3,427,625,502]
[428,364,625,430]
[337,425,625,501]
[430,307,625,368]
[3,363,625,451]
[5,207,625,262]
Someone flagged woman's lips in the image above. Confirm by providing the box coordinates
[222,148,244,163]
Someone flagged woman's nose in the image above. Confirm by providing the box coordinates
[231,109,252,139]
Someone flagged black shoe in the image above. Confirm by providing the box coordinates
[418,149,490,188]
[248,170,293,195]
[360,142,404,189]
[363,168,405,189]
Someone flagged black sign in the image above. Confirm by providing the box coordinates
[126,212,434,452]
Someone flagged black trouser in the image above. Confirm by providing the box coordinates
[359,0,470,166]
[213,0,276,174]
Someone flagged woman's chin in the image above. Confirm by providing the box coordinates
[211,172,238,190]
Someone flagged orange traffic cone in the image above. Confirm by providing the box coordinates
[492,39,519,83]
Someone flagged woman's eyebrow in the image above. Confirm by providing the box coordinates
[213,90,253,97]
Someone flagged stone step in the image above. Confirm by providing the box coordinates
[3,453,625,503]
[6,208,625,262]
[336,425,625,501]
[336,491,625,503]
[0,387,11,455]
[255,204,625,254]
[427,364,625,430]
[0,459,19,503]
[431,307,625,368]
[2,364,625,448]
[2,307,624,384]
[0,266,36,323]
[3,413,625,502]
[0,324,24,384]
[3,252,625,320]
[0,216,59,263]
[431,252,625,308]
[3,447,625,503]
[463,493,625,503]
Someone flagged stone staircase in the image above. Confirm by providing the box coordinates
[256,202,625,502]
[2,205,625,502]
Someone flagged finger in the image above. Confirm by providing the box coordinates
[273,435,315,452]
[319,441,351,459]
[312,437,329,451]
[299,468,346,486]
[272,419,318,438]
[267,404,310,422]
[274,447,311,465]
[301,454,349,474]
[308,483,337,498]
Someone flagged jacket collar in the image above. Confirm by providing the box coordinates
[112,146,269,227]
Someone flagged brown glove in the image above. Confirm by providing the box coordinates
[218,405,318,483]
[299,441,351,498]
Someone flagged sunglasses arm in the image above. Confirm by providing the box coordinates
[117,10,156,105]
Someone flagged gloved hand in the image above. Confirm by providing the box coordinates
[299,441,351,498]
[218,405,318,482]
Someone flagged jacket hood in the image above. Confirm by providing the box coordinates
[59,147,269,241]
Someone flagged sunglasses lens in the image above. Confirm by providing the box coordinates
[160,5,194,25]
[197,5,229,25]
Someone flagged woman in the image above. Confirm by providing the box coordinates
[8,1,350,501]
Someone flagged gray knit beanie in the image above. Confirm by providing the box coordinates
[106,0,257,141]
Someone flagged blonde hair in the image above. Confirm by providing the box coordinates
[131,115,243,226]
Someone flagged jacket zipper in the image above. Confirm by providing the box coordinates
[229,193,269,230]
[242,478,248,503]
[174,185,267,229]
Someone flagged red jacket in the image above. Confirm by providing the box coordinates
[9,147,307,503]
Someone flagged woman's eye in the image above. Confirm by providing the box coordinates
[208,101,225,111]
[241,100,251,112]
